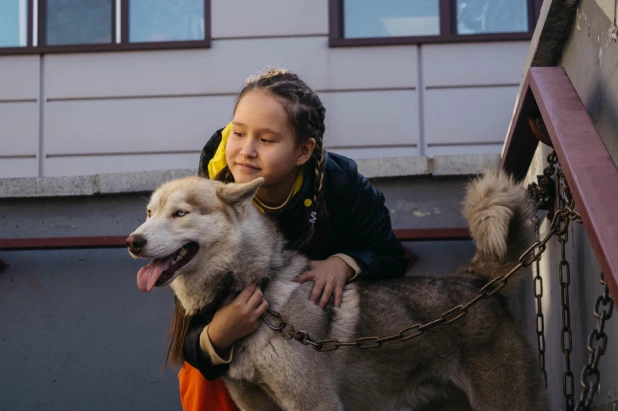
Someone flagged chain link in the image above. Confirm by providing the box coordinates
[557,169,575,411]
[263,205,576,353]
[532,214,548,388]
[575,273,615,411]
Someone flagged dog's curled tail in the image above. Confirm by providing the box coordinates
[463,171,536,295]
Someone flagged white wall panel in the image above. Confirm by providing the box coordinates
[424,86,518,147]
[45,38,418,99]
[45,96,235,155]
[44,153,199,177]
[422,42,529,87]
[0,56,40,100]
[0,158,37,178]
[322,90,419,148]
[0,102,39,156]
[211,0,327,38]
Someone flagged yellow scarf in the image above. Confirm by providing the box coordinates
[207,122,305,213]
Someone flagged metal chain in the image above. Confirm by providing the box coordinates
[575,273,615,411]
[532,214,548,388]
[557,169,576,411]
[263,207,576,353]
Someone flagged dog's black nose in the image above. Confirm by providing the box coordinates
[126,234,147,253]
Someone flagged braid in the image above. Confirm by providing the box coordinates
[235,68,329,248]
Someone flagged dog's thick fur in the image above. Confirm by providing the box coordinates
[129,172,547,411]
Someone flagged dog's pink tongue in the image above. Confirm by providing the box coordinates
[137,255,174,292]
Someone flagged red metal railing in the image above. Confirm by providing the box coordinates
[501,66,618,299]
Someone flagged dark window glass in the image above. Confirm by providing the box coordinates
[46,0,112,46]
[344,0,440,38]
[456,0,528,35]
[129,0,205,43]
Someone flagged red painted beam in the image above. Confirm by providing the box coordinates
[0,236,128,250]
[394,228,470,241]
[0,229,471,252]
[501,67,618,299]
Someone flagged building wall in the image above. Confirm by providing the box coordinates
[0,0,529,178]
[521,1,618,409]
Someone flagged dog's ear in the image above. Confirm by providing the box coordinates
[216,177,264,206]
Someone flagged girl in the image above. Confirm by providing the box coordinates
[177,69,406,410]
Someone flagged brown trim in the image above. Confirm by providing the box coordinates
[120,0,128,43]
[328,0,343,43]
[111,0,116,44]
[0,0,211,55]
[329,32,533,48]
[27,0,34,46]
[0,40,211,55]
[38,0,46,48]
[439,0,453,37]
[394,228,470,242]
[204,0,211,46]
[328,0,535,47]
[500,67,618,300]
[0,236,128,250]
[0,229,470,251]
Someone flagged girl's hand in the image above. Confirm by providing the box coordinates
[207,283,269,357]
[296,257,355,309]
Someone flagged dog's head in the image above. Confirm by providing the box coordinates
[127,176,264,296]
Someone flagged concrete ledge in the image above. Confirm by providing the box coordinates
[0,154,499,198]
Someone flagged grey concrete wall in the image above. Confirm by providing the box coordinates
[554,1,618,409]
[0,176,486,410]
[525,146,618,411]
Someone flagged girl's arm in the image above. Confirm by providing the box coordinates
[339,161,406,281]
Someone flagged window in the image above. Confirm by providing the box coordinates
[0,1,29,48]
[0,0,210,54]
[330,0,543,47]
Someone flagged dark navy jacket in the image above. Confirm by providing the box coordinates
[184,128,406,379]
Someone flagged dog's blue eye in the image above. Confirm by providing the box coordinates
[174,210,188,217]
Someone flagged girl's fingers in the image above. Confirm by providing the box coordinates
[318,281,334,309]
[309,281,325,303]
[256,299,270,316]
[246,287,264,309]
[237,282,258,303]
[334,285,343,308]
[296,271,315,283]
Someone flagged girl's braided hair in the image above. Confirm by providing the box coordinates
[232,68,328,248]
[165,69,328,369]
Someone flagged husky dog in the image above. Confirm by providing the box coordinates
[127,172,547,411]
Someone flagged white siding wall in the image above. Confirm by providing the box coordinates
[0,0,528,178]
[0,56,39,177]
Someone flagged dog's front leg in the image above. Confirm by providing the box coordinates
[260,347,343,411]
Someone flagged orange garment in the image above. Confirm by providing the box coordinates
[179,362,238,411]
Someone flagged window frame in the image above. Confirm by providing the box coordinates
[0,0,211,55]
[329,0,544,47]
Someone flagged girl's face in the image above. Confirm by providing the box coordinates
[226,90,315,190]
